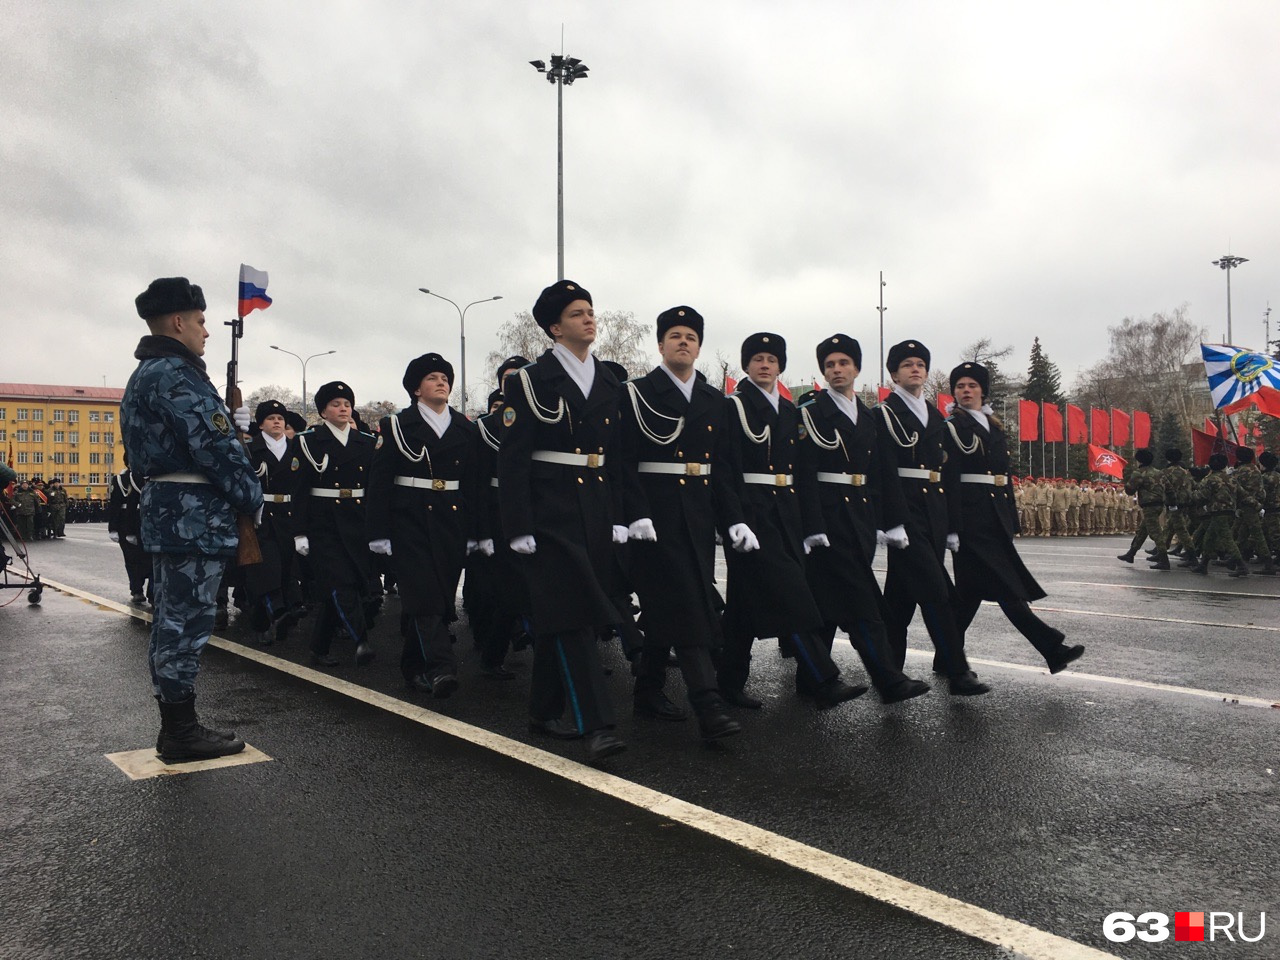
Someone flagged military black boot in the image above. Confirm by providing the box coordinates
[156,696,246,763]
[1190,556,1210,575]
[1116,552,1136,564]
[1149,552,1171,570]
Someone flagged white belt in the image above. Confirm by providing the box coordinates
[638,462,712,477]
[311,487,365,498]
[743,472,793,487]
[532,450,605,468]
[394,476,460,491]
[264,493,293,503]
[817,471,866,486]
[960,473,1008,487]
[490,478,500,488]
[898,467,941,482]
[151,472,209,484]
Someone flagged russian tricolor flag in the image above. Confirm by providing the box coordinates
[238,264,272,318]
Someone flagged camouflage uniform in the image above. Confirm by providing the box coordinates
[1156,462,1195,557]
[1261,459,1280,558]
[1231,461,1271,568]
[11,485,36,541]
[1120,460,1165,562]
[47,483,68,537]
[122,334,262,702]
[1194,466,1246,574]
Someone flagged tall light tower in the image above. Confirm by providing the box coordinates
[530,53,589,280]
[418,289,503,414]
[269,346,336,419]
[1212,254,1248,343]
[876,271,887,388]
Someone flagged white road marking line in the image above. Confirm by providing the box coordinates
[105,744,272,780]
[1030,603,1280,634]
[43,576,1119,960]
[1055,580,1280,601]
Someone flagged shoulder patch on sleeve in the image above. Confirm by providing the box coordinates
[375,434,384,449]
[210,411,232,435]
[290,457,300,471]
[502,407,516,427]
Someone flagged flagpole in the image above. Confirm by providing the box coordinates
[1063,403,1069,477]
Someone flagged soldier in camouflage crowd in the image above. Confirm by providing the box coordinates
[1154,449,1195,563]
[11,482,36,541]
[46,478,68,538]
[1260,451,1280,562]
[1190,453,1248,577]
[1230,447,1275,575]
[1118,449,1167,567]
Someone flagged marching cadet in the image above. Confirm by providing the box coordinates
[617,306,743,741]
[107,459,151,604]
[1154,449,1195,563]
[1231,447,1274,575]
[717,332,866,710]
[292,381,378,667]
[124,276,260,762]
[1190,453,1248,577]
[876,340,988,695]
[796,335,931,703]
[283,410,307,439]
[47,478,68,538]
[1118,449,1167,566]
[943,363,1084,673]
[1260,451,1280,562]
[498,280,626,763]
[369,353,482,698]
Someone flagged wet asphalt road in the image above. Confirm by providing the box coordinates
[2,525,1278,959]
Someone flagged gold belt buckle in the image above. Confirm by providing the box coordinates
[339,488,352,498]
[929,471,941,483]
[775,474,788,487]
[852,474,865,486]
[587,453,601,468]
[994,475,1007,487]
[685,463,702,476]
[432,479,446,491]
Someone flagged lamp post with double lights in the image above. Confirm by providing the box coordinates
[417,290,503,414]
[1212,254,1248,343]
[269,345,336,420]
[529,53,589,280]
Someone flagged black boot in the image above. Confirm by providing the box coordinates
[1191,556,1210,575]
[156,695,245,763]
[1116,552,1135,564]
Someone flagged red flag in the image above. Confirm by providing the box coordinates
[1018,399,1039,441]
[1237,422,1247,446]
[1067,404,1087,444]
[1088,443,1126,478]
[1091,408,1110,445]
[812,379,822,393]
[1111,409,1130,446]
[1203,418,1217,437]
[1222,385,1280,419]
[1132,411,1151,447]
[778,382,793,402]
[877,386,891,403]
[937,393,954,416]
[724,375,737,395]
[1042,402,1064,442]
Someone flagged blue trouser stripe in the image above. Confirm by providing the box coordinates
[331,589,359,643]
[791,633,824,682]
[554,636,586,735]
[856,620,881,671]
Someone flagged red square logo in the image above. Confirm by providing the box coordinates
[1175,912,1205,942]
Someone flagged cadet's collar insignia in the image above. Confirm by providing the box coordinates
[290,457,300,471]
[211,411,231,435]
[375,434,384,449]
[502,407,516,427]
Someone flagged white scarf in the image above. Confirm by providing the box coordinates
[660,363,695,403]
[417,401,452,439]
[553,342,595,399]
[946,401,994,432]
[263,433,288,460]
[323,420,351,446]
[829,389,859,427]
[892,384,929,426]
[746,378,781,412]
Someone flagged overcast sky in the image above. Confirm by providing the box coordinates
[3,1,1277,407]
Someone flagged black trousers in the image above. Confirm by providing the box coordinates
[635,640,719,711]
[400,612,455,681]
[954,596,1064,660]
[815,619,912,691]
[529,627,615,734]
[310,585,367,655]
[716,630,839,695]
[883,586,971,677]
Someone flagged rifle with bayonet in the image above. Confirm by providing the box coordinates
[226,312,263,565]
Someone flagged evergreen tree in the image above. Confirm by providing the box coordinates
[1023,337,1064,403]
[1154,407,1188,460]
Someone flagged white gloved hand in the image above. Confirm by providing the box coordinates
[875,529,888,547]
[108,531,120,543]
[883,524,910,550]
[476,538,495,556]
[728,522,760,553]
[612,524,629,544]
[294,535,310,557]
[628,518,658,542]
[253,505,264,528]
[233,405,252,433]
[803,533,830,555]
[510,535,537,555]
[125,535,138,545]
[369,538,392,556]
[946,532,960,553]
[1168,505,1179,513]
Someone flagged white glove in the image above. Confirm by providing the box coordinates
[253,505,264,528]
[125,535,138,545]
[875,529,887,547]
[628,518,658,542]
[369,538,392,556]
[294,535,310,557]
[728,522,760,553]
[946,533,960,553]
[883,525,910,550]
[510,535,537,555]
[803,533,830,555]
[1168,505,1179,513]
[475,538,494,556]
[233,405,251,433]
[109,531,120,543]
[612,524,629,544]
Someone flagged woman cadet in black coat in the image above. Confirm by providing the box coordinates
[942,361,1085,674]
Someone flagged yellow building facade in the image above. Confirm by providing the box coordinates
[1,384,125,501]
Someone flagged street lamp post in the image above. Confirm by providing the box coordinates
[269,345,336,420]
[529,53,589,280]
[876,270,887,389]
[1212,254,1248,343]
[417,290,503,414]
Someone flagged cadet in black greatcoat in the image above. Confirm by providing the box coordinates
[619,306,742,742]
[796,335,931,704]
[292,381,376,668]
[107,462,151,604]
[942,362,1084,673]
[717,332,866,710]
[876,340,988,695]
[498,280,626,763]
[368,353,482,698]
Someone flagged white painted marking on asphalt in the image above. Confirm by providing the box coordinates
[1031,603,1280,634]
[1055,580,1280,601]
[43,576,1121,960]
[105,744,272,780]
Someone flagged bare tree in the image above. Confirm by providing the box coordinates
[356,399,399,430]
[593,310,654,378]
[246,384,303,415]
[482,311,551,389]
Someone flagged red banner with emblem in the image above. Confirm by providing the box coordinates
[1088,443,1126,478]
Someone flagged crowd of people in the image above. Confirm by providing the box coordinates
[1013,477,1138,537]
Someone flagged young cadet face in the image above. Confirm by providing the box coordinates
[261,413,287,439]
[891,356,928,391]
[746,352,779,389]
[321,397,353,426]
[549,299,596,347]
[489,397,504,414]
[414,372,452,407]
[953,376,983,410]
[822,352,859,393]
[658,326,701,371]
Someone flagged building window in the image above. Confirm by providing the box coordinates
[89,473,102,485]
[0,430,5,442]
[104,411,114,423]
[89,431,100,444]
[69,431,79,444]
[52,453,65,464]
[16,452,27,464]
[53,431,64,443]
[32,430,43,442]
[89,411,100,422]
[0,408,6,419]
[104,452,114,466]
[32,452,43,464]
[32,409,43,421]
[69,473,80,484]
[68,410,79,423]
[68,453,79,465]
[89,453,101,465]
[17,409,28,420]
[103,432,114,446]
[53,409,65,421]
[15,430,27,442]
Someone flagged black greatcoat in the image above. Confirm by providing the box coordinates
[243,433,304,599]
[292,425,375,593]
[796,390,904,625]
[942,408,1045,603]
[720,383,822,640]
[620,367,745,647]
[497,351,622,635]
[368,405,480,618]
[107,469,150,587]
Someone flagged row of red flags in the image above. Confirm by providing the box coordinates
[1017,400,1151,447]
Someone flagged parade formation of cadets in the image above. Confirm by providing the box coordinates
[111,274,1280,765]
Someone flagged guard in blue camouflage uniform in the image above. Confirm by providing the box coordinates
[123,277,262,762]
